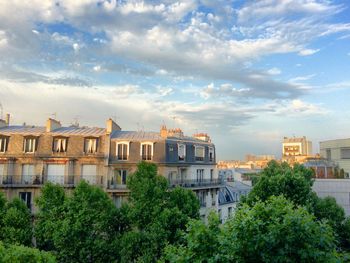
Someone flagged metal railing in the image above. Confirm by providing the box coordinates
[107,180,127,190]
[168,178,223,188]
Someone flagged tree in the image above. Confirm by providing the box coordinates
[35,183,66,251]
[244,161,315,207]
[163,212,221,263]
[35,181,126,262]
[120,161,200,262]
[0,198,32,246]
[0,241,55,263]
[166,196,338,263]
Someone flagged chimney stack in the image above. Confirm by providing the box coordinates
[5,113,10,125]
[160,125,168,138]
[106,118,121,134]
[46,118,61,132]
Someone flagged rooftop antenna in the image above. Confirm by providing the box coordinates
[171,116,177,128]
[51,112,57,120]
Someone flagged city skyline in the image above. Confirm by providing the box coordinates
[0,0,350,159]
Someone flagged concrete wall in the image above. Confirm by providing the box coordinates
[313,179,350,215]
[320,139,350,175]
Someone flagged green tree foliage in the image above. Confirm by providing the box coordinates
[0,198,32,246]
[0,241,55,263]
[311,196,345,232]
[120,161,200,262]
[165,196,338,263]
[163,212,221,263]
[245,161,314,207]
[35,181,127,263]
[35,183,66,251]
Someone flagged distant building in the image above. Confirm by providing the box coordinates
[282,136,312,157]
[313,179,350,216]
[320,138,350,177]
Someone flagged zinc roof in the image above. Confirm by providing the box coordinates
[111,131,163,141]
[0,125,105,136]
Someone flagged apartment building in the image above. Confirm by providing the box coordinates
[0,116,222,218]
[107,125,221,219]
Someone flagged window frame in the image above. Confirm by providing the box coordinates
[208,146,214,162]
[0,136,9,153]
[116,141,130,160]
[140,142,154,161]
[178,143,186,161]
[195,145,205,161]
[84,137,98,154]
[52,137,68,153]
[23,136,37,153]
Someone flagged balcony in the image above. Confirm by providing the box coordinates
[107,180,128,190]
[168,178,223,188]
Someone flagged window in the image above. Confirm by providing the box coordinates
[141,143,153,160]
[0,137,8,153]
[53,137,67,152]
[47,164,65,185]
[228,207,232,216]
[19,192,32,211]
[81,164,97,184]
[117,142,129,160]
[195,146,205,161]
[197,191,206,207]
[22,164,34,184]
[209,147,214,162]
[23,137,37,153]
[196,169,204,182]
[326,149,332,161]
[341,148,350,159]
[84,138,98,154]
[210,169,214,181]
[0,164,4,183]
[178,144,186,161]
[115,169,127,185]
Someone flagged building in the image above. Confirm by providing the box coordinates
[313,179,350,216]
[282,136,312,157]
[0,116,221,219]
[218,181,251,223]
[320,138,350,177]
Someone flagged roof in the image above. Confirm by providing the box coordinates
[51,127,105,136]
[219,182,252,205]
[111,130,214,144]
[0,125,105,137]
[0,126,46,136]
[111,131,163,141]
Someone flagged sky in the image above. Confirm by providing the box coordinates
[0,0,350,160]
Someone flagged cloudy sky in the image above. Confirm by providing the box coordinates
[0,0,349,160]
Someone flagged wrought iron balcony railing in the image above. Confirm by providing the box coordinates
[168,178,223,188]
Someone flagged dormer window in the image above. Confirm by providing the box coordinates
[209,147,214,162]
[0,136,8,153]
[141,142,153,160]
[84,138,98,154]
[117,142,129,160]
[23,137,37,153]
[53,137,67,153]
[178,144,186,161]
[195,146,205,161]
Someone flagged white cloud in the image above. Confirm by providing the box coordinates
[298,48,320,56]
[267,67,281,75]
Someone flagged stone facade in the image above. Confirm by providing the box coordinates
[0,117,222,219]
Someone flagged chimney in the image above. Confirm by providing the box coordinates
[106,118,121,134]
[160,125,168,138]
[5,113,10,125]
[46,118,61,132]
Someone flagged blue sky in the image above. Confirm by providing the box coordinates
[0,0,349,159]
